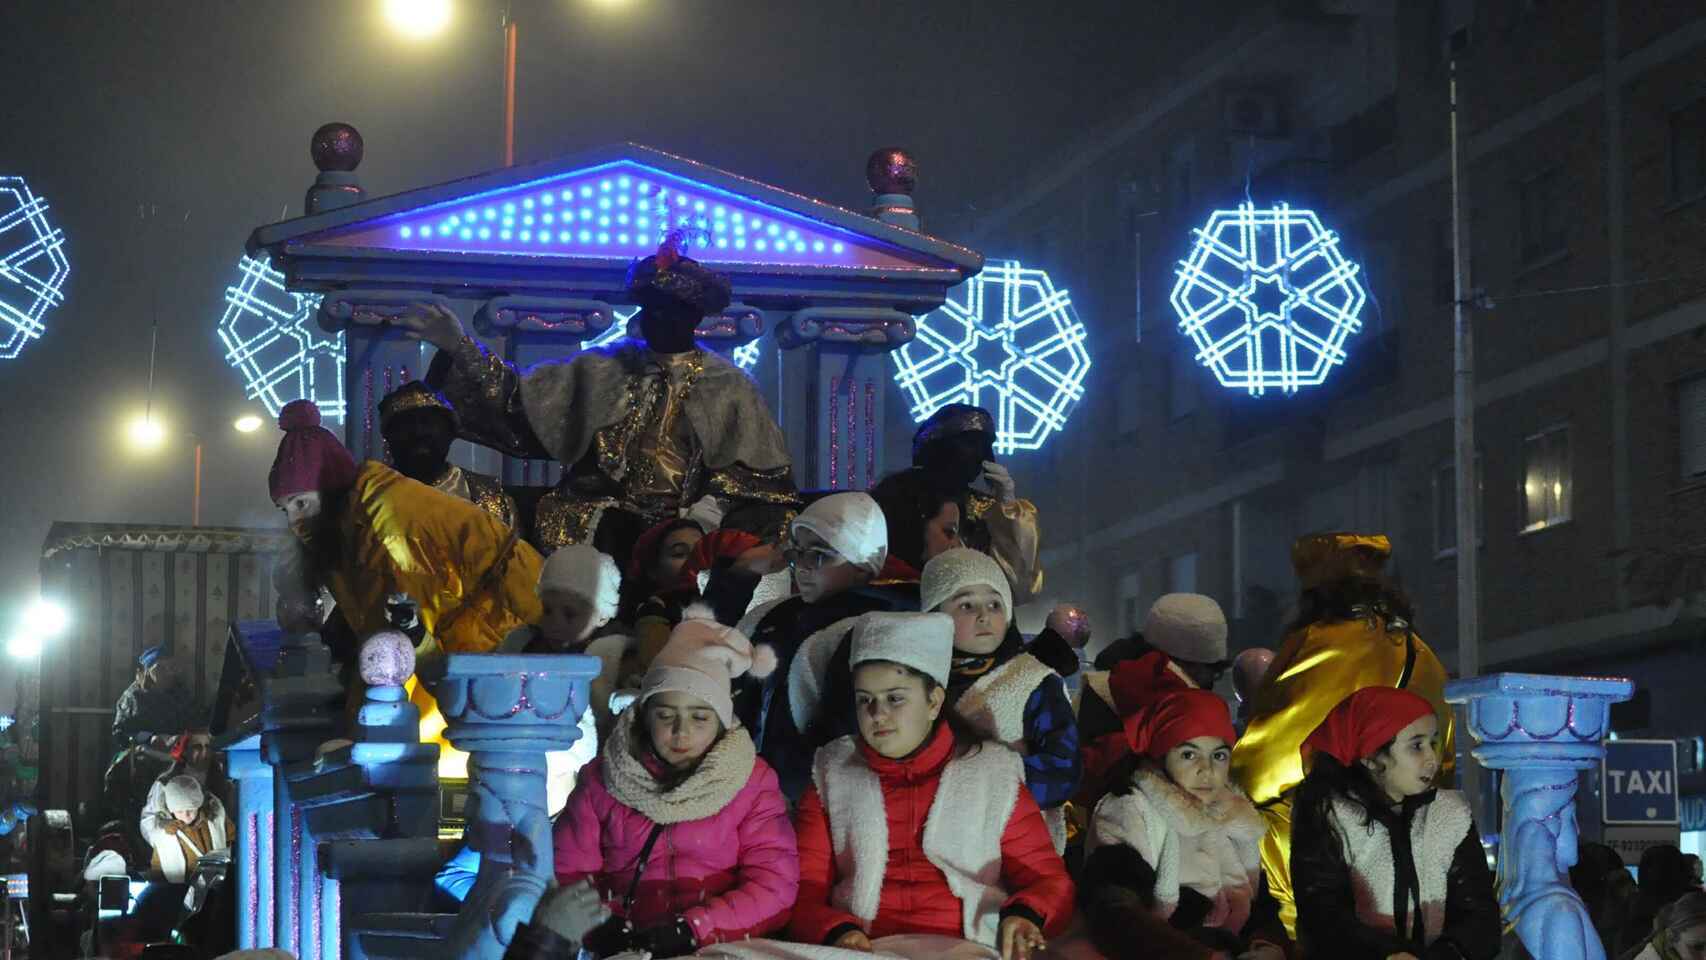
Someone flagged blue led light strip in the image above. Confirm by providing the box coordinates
[0,176,70,360]
[891,259,1091,454]
[1169,202,1366,395]
[378,162,857,267]
[217,255,345,419]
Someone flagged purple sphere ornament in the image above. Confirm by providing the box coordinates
[358,629,415,687]
[311,122,364,173]
[866,147,918,196]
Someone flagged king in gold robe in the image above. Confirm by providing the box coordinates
[1230,532,1457,936]
[415,239,796,558]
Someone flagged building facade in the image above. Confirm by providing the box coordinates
[947,0,1706,843]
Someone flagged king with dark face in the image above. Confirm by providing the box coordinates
[378,381,516,529]
[403,231,797,560]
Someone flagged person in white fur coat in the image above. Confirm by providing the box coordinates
[1082,689,1291,960]
[1289,687,1499,960]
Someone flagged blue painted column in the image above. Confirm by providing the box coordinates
[1445,672,1635,960]
[430,652,599,960]
[225,733,276,949]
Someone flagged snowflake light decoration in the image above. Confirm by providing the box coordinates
[0,176,70,360]
[891,259,1091,454]
[582,306,760,371]
[217,255,345,419]
[1170,202,1366,395]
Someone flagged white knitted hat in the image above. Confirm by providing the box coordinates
[163,774,204,814]
[640,604,775,727]
[919,547,1013,616]
[849,611,954,688]
[791,492,889,575]
[1144,593,1229,665]
[539,544,621,624]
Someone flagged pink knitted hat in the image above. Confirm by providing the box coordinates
[640,605,775,728]
[268,400,358,501]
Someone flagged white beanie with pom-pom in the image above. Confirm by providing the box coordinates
[539,544,622,625]
[639,604,775,728]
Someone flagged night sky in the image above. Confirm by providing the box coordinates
[0,0,1238,616]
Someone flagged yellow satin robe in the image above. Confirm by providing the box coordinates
[1229,613,1456,936]
[324,461,544,775]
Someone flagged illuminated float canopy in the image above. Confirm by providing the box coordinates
[0,176,70,360]
[218,255,344,419]
[1170,202,1366,395]
[892,259,1090,454]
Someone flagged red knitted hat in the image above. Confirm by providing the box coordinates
[1302,686,1435,769]
[1123,688,1236,760]
[1109,650,1197,717]
[268,400,358,501]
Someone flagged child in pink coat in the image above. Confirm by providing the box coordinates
[553,607,797,958]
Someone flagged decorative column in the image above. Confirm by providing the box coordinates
[257,630,346,960]
[1444,672,1635,960]
[224,732,276,949]
[430,651,600,960]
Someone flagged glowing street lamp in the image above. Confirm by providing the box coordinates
[23,600,68,639]
[126,414,166,450]
[382,0,453,39]
[233,414,264,434]
[5,633,41,661]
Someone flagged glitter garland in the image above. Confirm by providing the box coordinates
[828,375,840,489]
[290,806,302,955]
[865,380,876,489]
[845,374,857,490]
[247,813,259,940]
[362,367,374,461]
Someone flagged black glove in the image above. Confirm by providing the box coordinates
[634,916,697,957]
[578,914,638,958]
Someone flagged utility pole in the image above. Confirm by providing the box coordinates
[1449,55,1480,682]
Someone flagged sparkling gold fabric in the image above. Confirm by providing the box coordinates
[964,490,1045,605]
[429,463,517,531]
[1291,532,1393,589]
[431,337,796,548]
[1230,612,1456,935]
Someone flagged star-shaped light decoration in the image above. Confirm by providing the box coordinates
[1170,202,1366,395]
[0,176,70,360]
[217,255,344,419]
[891,259,1091,454]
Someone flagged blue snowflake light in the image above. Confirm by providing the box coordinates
[582,306,759,371]
[217,255,345,419]
[1170,202,1366,395]
[891,259,1091,454]
[0,176,70,360]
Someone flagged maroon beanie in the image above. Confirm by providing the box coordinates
[268,400,358,501]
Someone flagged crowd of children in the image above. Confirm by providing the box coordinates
[451,483,1508,960]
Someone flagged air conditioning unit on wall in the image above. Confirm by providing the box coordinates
[1222,88,1287,138]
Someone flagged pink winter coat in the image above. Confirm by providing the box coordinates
[552,709,799,947]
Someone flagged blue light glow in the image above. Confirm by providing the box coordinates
[218,255,343,419]
[366,160,880,267]
[1169,202,1366,394]
[892,259,1091,454]
[581,305,759,372]
[0,176,69,359]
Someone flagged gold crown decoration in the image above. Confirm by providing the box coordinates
[378,381,459,433]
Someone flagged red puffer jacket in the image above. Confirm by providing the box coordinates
[790,721,1075,946]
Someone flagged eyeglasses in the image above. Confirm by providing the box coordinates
[784,543,846,572]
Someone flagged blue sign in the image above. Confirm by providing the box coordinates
[1602,739,1679,826]
[1683,794,1706,833]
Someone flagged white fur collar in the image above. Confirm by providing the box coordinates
[1327,789,1474,946]
[1128,766,1265,842]
[600,707,757,824]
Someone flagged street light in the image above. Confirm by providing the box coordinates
[124,412,267,526]
[5,633,41,661]
[382,0,453,39]
[126,414,165,450]
[23,600,68,639]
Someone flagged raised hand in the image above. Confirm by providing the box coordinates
[395,301,466,352]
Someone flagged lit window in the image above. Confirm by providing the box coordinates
[1521,425,1571,532]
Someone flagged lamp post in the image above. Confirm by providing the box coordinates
[124,412,267,527]
[382,0,519,168]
